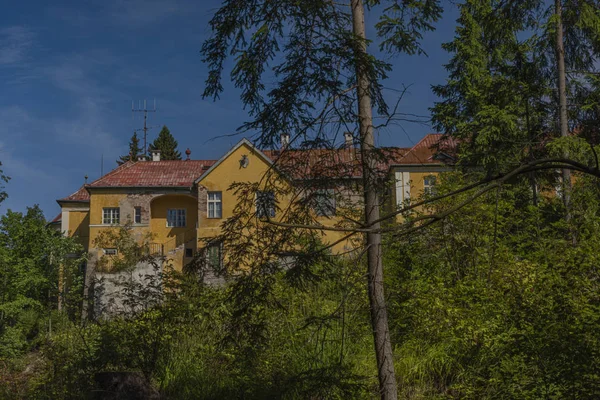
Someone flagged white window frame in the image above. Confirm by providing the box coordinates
[423,175,437,195]
[166,208,186,228]
[102,208,120,225]
[134,206,142,224]
[207,191,222,219]
[314,189,336,217]
[103,248,118,256]
[395,171,411,207]
[256,191,276,218]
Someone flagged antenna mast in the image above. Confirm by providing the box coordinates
[132,99,157,155]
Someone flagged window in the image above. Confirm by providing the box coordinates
[207,192,222,218]
[102,208,120,225]
[256,191,276,218]
[314,189,336,217]
[134,207,142,224]
[395,171,411,207]
[206,242,222,269]
[423,175,437,195]
[103,248,118,256]
[185,248,194,258]
[167,209,186,227]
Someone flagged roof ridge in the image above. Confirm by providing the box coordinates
[88,160,137,187]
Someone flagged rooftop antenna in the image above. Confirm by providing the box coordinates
[132,99,157,155]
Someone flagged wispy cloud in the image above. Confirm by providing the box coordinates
[0,26,35,66]
[109,0,188,25]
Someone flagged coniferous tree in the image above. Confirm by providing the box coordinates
[117,132,143,165]
[431,0,549,176]
[202,1,442,397]
[0,161,8,204]
[432,0,600,204]
[148,126,181,160]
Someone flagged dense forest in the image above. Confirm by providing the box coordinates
[2,0,600,399]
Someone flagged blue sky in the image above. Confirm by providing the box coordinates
[0,1,459,219]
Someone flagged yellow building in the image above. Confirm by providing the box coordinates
[388,134,456,218]
[54,134,453,283]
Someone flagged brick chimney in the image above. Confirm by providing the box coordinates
[281,133,290,149]
[151,149,161,162]
[344,132,353,147]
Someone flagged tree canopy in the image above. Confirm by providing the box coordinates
[148,126,181,160]
[117,132,143,165]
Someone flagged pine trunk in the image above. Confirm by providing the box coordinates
[350,0,399,398]
[555,0,572,213]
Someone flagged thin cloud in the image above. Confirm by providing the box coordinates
[0,26,35,66]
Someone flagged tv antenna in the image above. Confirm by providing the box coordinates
[132,99,157,155]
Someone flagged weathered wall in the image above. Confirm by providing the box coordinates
[92,260,163,317]
[197,143,287,243]
[88,190,197,273]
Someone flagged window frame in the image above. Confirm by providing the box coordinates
[207,191,223,219]
[256,190,276,218]
[103,248,118,256]
[423,175,437,195]
[102,207,120,225]
[166,208,187,228]
[134,206,142,224]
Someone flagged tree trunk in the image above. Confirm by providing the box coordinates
[350,1,399,398]
[555,0,572,213]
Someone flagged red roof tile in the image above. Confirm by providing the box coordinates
[394,134,457,165]
[87,160,217,188]
[50,212,62,223]
[58,185,90,202]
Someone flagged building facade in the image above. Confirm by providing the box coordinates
[53,134,453,284]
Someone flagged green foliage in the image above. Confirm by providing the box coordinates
[24,258,378,399]
[0,206,85,362]
[201,0,441,148]
[148,125,181,160]
[92,223,153,273]
[0,161,8,205]
[386,173,600,398]
[117,132,143,165]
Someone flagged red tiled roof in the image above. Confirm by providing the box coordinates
[50,212,62,223]
[86,160,217,188]
[264,143,440,180]
[394,133,457,165]
[58,185,90,202]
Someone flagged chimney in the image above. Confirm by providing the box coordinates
[344,132,353,147]
[185,148,191,160]
[280,133,290,149]
[151,149,161,162]
[137,155,147,162]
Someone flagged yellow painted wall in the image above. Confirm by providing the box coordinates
[392,169,442,222]
[89,193,127,225]
[150,195,198,272]
[198,143,288,239]
[69,210,90,249]
[198,143,356,254]
[87,191,197,272]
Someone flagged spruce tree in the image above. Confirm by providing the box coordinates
[148,126,181,160]
[117,132,143,165]
[202,1,442,397]
[431,0,549,176]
